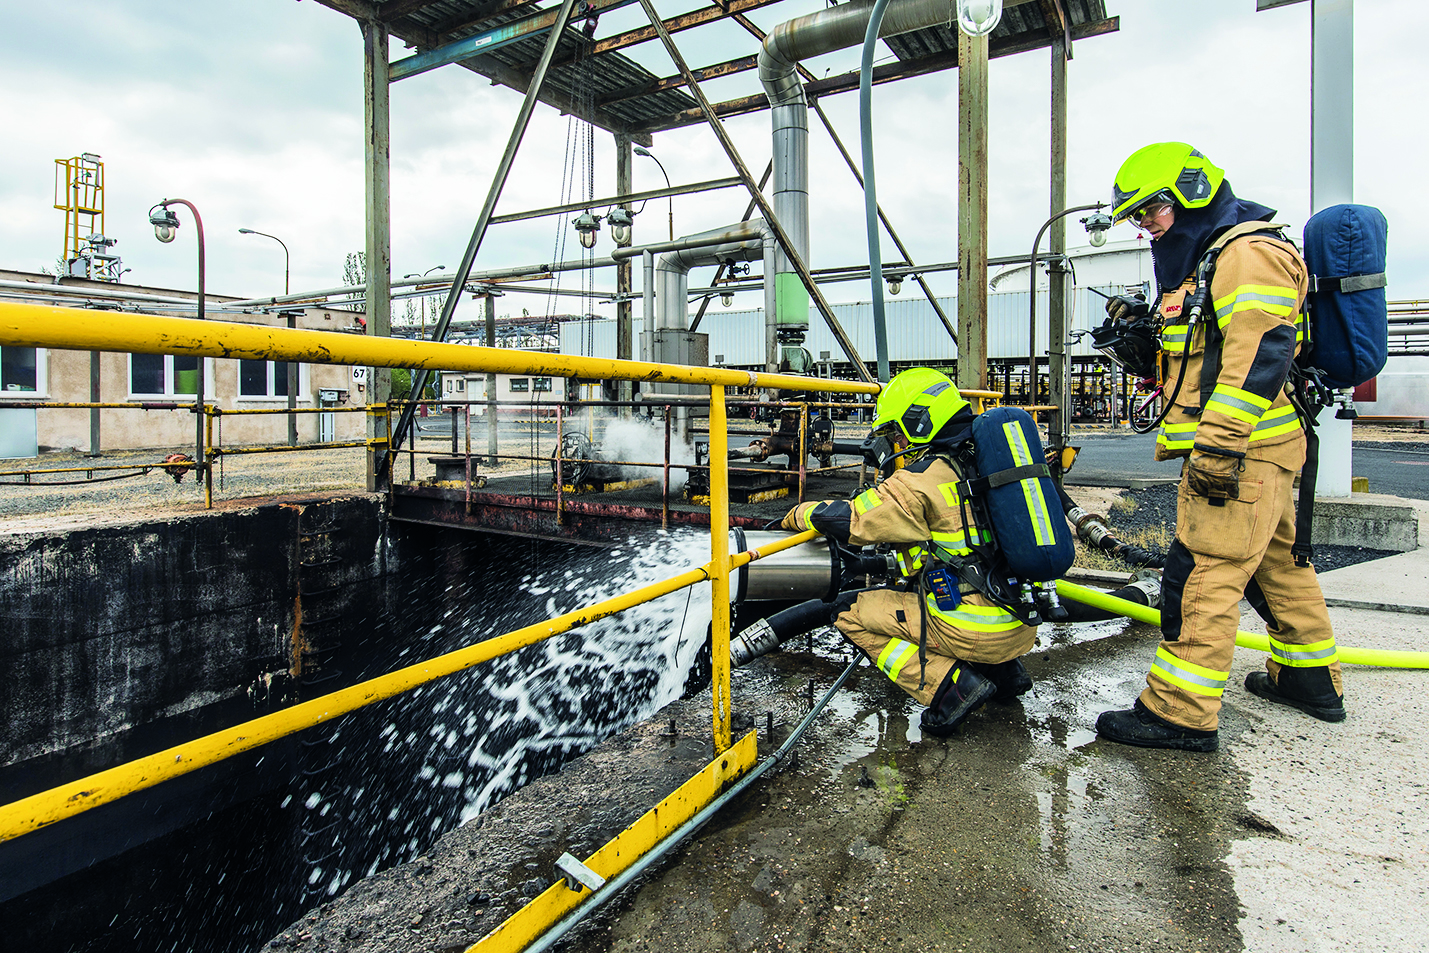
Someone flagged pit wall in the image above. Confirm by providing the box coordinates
[0,494,394,790]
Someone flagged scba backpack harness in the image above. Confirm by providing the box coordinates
[923,406,1076,629]
[1185,204,1389,565]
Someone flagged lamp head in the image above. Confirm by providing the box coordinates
[720,292,734,307]
[1081,211,1113,248]
[955,0,1003,36]
[887,276,903,296]
[607,207,635,247]
[238,228,254,235]
[572,211,601,250]
[634,146,653,158]
[150,206,181,244]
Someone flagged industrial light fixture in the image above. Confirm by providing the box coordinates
[721,292,734,307]
[1081,212,1114,248]
[149,206,181,243]
[572,211,601,249]
[955,0,1003,36]
[887,276,903,296]
[607,207,635,246]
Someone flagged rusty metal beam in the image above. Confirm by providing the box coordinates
[637,16,1121,133]
[429,0,545,37]
[588,0,784,57]
[380,0,443,20]
[598,54,759,107]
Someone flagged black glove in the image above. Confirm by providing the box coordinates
[1186,447,1243,499]
[1105,294,1150,323]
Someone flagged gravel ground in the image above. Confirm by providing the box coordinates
[1107,482,1399,573]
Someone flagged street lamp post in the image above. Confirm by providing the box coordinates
[1026,202,1110,461]
[239,227,297,445]
[402,265,446,412]
[149,198,206,480]
[634,146,674,241]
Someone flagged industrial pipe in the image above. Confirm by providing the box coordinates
[1056,580,1429,669]
[0,302,879,395]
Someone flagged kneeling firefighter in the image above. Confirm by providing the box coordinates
[771,368,1055,736]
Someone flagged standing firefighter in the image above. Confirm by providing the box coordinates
[1096,142,1345,752]
[779,368,1036,736]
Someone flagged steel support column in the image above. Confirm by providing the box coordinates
[957,29,989,390]
[1311,0,1355,496]
[486,292,498,464]
[615,133,635,409]
[633,0,874,384]
[1048,33,1069,452]
[362,17,393,491]
[87,350,100,456]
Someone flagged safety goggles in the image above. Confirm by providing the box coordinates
[1124,190,1175,228]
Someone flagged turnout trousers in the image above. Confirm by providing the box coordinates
[836,588,1036,707]
[1143,454,1343,731]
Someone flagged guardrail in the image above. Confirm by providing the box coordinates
[0,299,877,824]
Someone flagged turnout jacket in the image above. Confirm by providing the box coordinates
[1155,221,1308,469]
[780,455,1035,650]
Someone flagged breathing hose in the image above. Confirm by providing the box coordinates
[1057,580,1429,669]
[525,655,864,953]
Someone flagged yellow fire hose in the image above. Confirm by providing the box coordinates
[1056,580,1429,669]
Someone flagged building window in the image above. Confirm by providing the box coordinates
[129,354,209,399]
[1,347,40,394]
[238,360,301,399]
[455,379,465,392]
[510,378,529,393]
[532,377,553,392]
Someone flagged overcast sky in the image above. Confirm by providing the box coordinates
[2,0,1424,323]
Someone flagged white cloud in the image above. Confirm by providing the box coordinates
[1,0,1424,318]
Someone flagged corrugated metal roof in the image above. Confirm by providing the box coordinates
[884,0,1111,63]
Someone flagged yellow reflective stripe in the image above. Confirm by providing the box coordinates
[930,528,978,556]
[896,547,925,575]
[1213,284,1299,328]
[1248,404,1301,442]
[1161,324,1190,353]
[1205,383,1273,425]
[876,638,920,681]
[799,505,817,532]
[1157,420,1197,450]
[1149,645,1228,697]
[1002,421,1055,547]
[1295,311,1307,344]
[926,597,1022,632]
[938,481,961,508]
[852,488,882,516]
[1269,635,1339,667]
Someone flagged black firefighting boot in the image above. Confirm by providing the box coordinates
[920,663,997,737]
[968,658,1033,703]
[1095,699,1219,753]
[1245,668,1346,723]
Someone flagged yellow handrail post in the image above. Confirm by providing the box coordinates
[204,404,215,509]
[709,384,731,754]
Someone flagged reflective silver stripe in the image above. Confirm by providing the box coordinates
[1150,646,1228,697]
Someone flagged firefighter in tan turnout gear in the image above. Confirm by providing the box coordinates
[1096,143,1345,753]
[779,368,1036,736]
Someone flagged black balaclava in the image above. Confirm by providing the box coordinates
[1150,179,1276,292]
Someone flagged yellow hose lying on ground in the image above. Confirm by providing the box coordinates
[1056,580,1429,669]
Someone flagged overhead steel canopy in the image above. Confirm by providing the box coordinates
[316,0,1116,138]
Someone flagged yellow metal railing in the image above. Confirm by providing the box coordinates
[0,302,877,852]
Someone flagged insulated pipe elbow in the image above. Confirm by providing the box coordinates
[653,223,766,332]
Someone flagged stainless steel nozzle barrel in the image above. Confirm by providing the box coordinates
[729,528,841,604]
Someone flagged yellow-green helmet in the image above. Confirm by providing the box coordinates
[1111,142,1225,224]
[874,368,970,444]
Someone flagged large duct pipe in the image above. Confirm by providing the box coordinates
[653,222,766,333]
[758,0,957,341]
